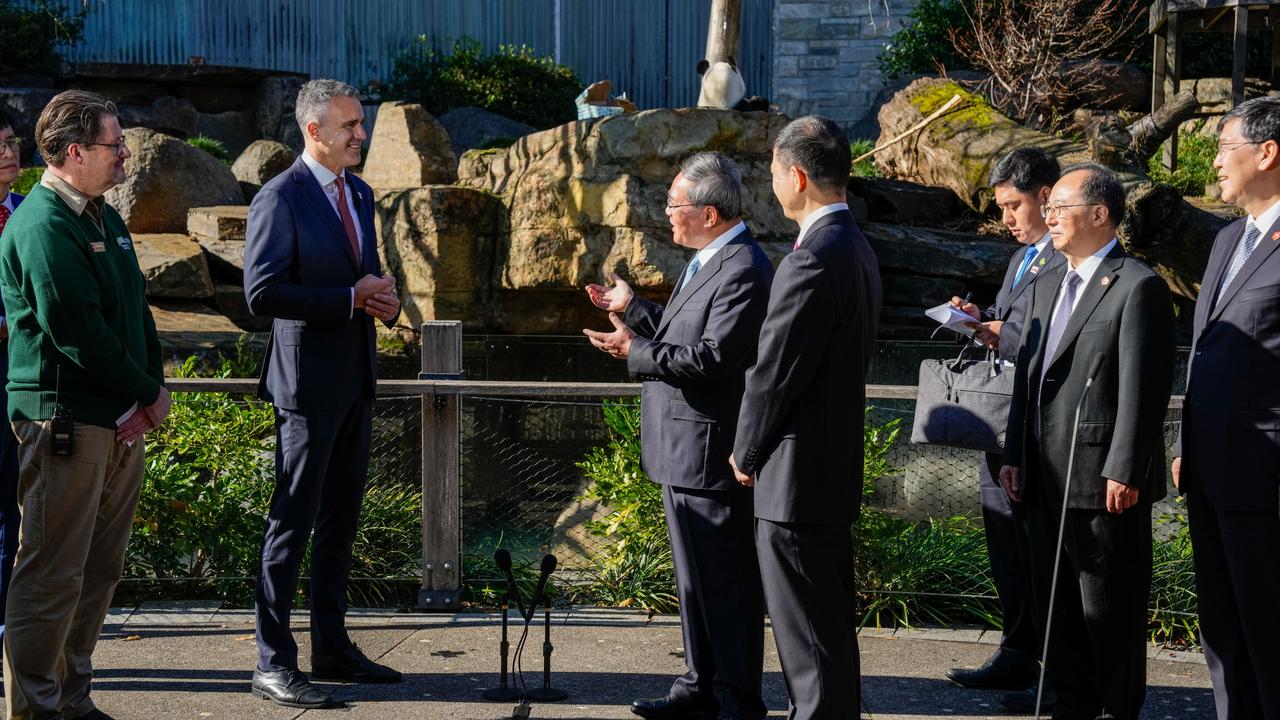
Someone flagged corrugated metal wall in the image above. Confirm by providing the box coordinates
[34,0,773,110]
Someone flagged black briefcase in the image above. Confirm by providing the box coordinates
[910,346,1014,454]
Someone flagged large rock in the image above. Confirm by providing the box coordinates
[212,283,271,332]
[106,128,244,233]
[437,106,536,158]
[132,234,215,299]
[849,177,975,226]
[195,109,258,159]
[116,96,199,137]
[375,186,503,327]
[0,87,58,165]
[149,300,246,355]
[863,223,1017,285]
[188,205,249,282]
[230,140,296,201]
[363,102,457,191]
[254,76,304,150]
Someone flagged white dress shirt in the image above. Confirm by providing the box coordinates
[692,220,747,268]
[794,202,849,248]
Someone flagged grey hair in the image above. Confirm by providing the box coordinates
[1060,162,1126,227]
[1223,96,1280,145]
[294,79,361,132]
[680,152,744,220]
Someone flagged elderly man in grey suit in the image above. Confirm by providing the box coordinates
[584,152,774,720]
[1173,96,1280,720]
[1001,164,1175,720]
[730,116,882,720]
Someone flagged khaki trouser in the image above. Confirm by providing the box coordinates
[3,421,144,720]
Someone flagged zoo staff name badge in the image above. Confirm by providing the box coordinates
[90,241,106,253]
[116,235,132,251]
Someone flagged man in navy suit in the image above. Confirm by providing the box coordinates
[947,149,1062,702]
[0,108,24,650]
[1174,96,1280,720]
[731,116,882,720]
[244,79,401,709]
[583,152,774,720]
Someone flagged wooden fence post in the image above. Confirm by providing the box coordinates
[419,321,463,609]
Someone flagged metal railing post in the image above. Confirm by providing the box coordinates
[418,321,464,609]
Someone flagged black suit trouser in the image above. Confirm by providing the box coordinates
[1187,488,1280,720]
[0,417,19,642]
[980,451,1038,660]
[1028,482,1151,720]
[756,518,859,720]
[256,398,373,671]
[663,484,766,720]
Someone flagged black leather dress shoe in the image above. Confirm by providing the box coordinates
[946,650,1038,690]
[1000,686,1056,713]
[71,710,116,720]
[631,695,718,720]
[312,643,402,683]
[251,668,337,709]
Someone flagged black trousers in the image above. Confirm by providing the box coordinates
[1187,488,1280,720]
[980,452,1038,660]
[0,417,18,641]
[1028,482,1151,720]
[756,519,859,720]
[255,399,373,671]
[663,484,766,720]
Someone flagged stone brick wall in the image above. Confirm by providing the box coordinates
[771,0,921,136]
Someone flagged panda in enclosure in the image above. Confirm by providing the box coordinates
[696,59,770,111]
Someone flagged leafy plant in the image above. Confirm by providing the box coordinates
[187,135,230,165]
[879,0,973,79]
[1149,497,1198,646]
[850,139,879,178]
[1147,122,1219,197]
[375,36,581,129]
[11,167,40,196]
[0,0,86,76]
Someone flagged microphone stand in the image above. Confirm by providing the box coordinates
[482,551,523,702]
[1035,353,1105,719]
[525,586,568,702]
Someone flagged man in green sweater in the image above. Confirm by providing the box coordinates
[0,90,168,720]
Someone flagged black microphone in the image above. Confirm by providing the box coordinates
[525,554,558,621]
[1085,352,1107,385]
[494,548,527,620]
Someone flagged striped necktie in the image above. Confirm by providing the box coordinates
[1216,221,1261,308]
[674,256,701,295]
[0,204,9,237]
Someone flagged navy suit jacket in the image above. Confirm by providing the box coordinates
[1177,215,1280,513]
[733,210,883,525]
[987,238,1063,362]
[244,158,394,412]
[623,229,774,490]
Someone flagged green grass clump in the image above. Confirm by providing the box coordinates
[850,139,880,178]
[1148,122,1218,197]
[187,135,231,165]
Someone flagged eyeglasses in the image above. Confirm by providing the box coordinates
[0,138,20,155]
[1040,203,1099,219]
[1216,140,1257,156]
[83,138,128,156]
[665,201,703,210]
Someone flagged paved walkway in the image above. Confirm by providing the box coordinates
[79,603,1213,719]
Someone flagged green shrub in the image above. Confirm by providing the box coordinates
[850,139,879,178]
[187,135,230,165]
[377,36,581,130]
[879,0,973,79]
[1149,497,1198,646]
[11,167,41,196]
[1147,122,1219,197]
[0,0,85,75]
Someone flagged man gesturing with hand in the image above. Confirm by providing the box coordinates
[244,79,402,710]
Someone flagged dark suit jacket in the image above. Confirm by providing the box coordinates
[1177,215,1280,512]
[733,210,883,525]
[624,229,774,490]
[1003,244,1175,509]
[987,239,1063,362]
[244,158,395,412]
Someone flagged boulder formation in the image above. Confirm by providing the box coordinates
[362,102,457,192]
[188,205,249,282]
[106,128,243,233]
[437,106,535,158]
[231,140,296,201]
[132,234,215,299]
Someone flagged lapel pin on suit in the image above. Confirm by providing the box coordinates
[1271,231,1279,241]
[1100,276,1110,287]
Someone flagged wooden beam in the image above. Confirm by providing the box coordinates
[419,321,463,610]
[704,0,743,66]
[1233,5,1249,105]
[1162,11,1183,171]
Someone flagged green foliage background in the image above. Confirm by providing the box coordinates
[186,135,231,166]
[1147,122,1219,197]
[376,36,581,129]
[0,0,85,75]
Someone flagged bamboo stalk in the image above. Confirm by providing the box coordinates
[852,94,964,165]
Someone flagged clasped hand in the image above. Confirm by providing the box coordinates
[355,274,400,322]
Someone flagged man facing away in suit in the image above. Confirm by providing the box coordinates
[946,149,1063,707]
[1000,164,1175,720]
[0,108,23,651]
[729,116,883,720]
[1173,96,1280,720]
[583,152,774,720]
[244,79,402,710]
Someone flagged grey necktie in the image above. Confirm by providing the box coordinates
[1216,221,1261,307]
[674,256,701,295]
[1042,270,1082,372]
